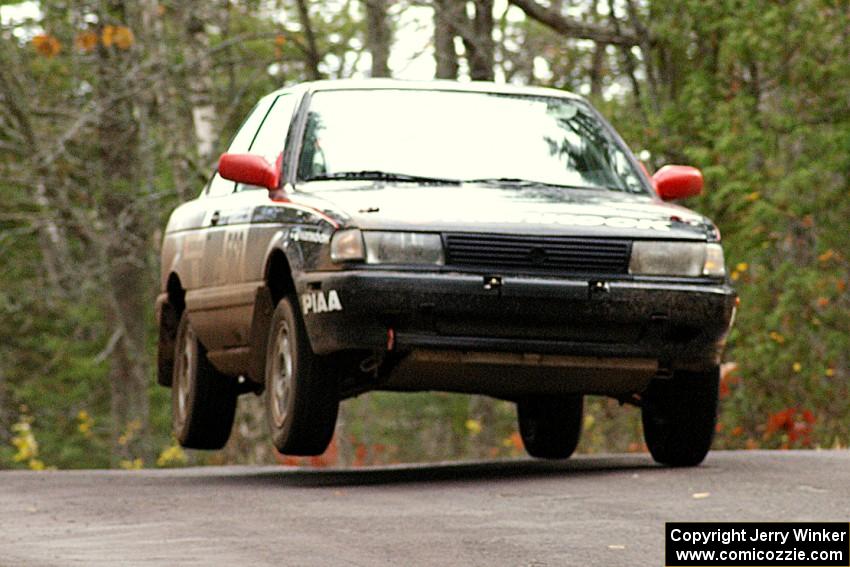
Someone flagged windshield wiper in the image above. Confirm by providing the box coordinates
[306,170,460,185]
[466,177,612,191]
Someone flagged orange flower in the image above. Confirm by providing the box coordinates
[731,426,744,437]
[33,34,61,58]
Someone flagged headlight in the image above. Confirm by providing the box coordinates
[363,231,445,265]
[629,241,725,277]
[330,229,365,262]
[702,243,726,277]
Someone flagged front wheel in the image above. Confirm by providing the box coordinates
[641,367,719,467]
[265,296,339,456]
[172,313,238,450]
[517,396,583,460]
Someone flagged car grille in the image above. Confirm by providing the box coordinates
[444,233,631,274]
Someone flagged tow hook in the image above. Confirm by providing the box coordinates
[589,280,610,299]
[483,276,502,291]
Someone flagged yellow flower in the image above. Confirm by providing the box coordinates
[464,419,482,435]
[825,368,835,377]
[77,410,95,437]
[156,444,188,467]
[735,262,749,272]
[119,458,144,470]
[769,331,785,344]
[792,362,802,373]
[11,420,39,463]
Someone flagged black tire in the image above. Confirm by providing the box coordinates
[172,313,238,450]
[641,367,719,467]
[265,295,339,456]
[517,396,583,459]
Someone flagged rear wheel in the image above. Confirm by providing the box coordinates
[517,396,583,459]
[265,296,339,456]
[641,367,719,467]
[172,314,238,450]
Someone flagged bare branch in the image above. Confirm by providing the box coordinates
[507,0,639,46]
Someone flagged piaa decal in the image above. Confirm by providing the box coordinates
[302,290,343,314]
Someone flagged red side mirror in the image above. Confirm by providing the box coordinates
[218,153,280,190]
[652,165,703,201]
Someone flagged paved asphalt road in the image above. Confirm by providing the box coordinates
[1,450,848,566]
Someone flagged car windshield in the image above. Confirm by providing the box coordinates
[297,89,648,194]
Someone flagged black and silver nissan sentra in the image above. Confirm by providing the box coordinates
[156,79,737,467]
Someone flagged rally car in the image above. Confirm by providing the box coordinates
[156,79,737,467]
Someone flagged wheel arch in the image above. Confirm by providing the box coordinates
[245,246,300,386]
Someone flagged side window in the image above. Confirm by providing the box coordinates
[235,94,297,191]
[206,95,276,197]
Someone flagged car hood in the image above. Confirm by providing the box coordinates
[295,182,715,240]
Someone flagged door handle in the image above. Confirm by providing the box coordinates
[210,211,221,226]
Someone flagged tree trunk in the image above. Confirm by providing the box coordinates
[433,0,460,79]
[463,0,495,81]
[181,3,217,163]
[95,3,152,467]
[365,0,391,77]
[589,43,606,97]
[295,0,323,80]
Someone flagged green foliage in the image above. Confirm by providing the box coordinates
[609,0,850,450]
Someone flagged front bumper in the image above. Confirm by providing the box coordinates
[297,269,737,372]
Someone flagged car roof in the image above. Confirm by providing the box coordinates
[269,78,584,101]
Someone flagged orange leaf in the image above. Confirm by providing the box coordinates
[509,431,523,451]
[33,34,62,58]
[818,249,835,263]
[112,26,134,50]
[75,31,98,52]
[102,25,115,47]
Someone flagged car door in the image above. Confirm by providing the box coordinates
[229,93,300,287]
[184,94,279,352]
